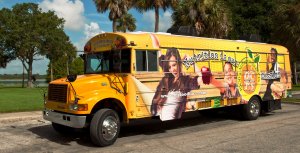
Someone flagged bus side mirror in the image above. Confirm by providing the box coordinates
[67,74,77,82]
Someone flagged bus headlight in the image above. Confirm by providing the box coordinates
[69,104,88,111]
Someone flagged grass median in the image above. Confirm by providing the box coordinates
[0,87,46,113]
[282,98,300,103]
[290,84,300,91]
[282,85,300,103]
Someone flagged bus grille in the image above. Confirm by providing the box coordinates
[48,84,68,103]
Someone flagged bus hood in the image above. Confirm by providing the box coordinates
[50,74,126,96]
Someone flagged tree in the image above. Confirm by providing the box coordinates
[0,3,75,87]
[271,1,300,84]
[170,0,231,38]
[69,57,84,75]
[46,56,69,82]
[0,45,15,68]
[226,0,277,42]
[116,13,136,32]
[46,54,82,82]
[43,29,76,81]
[93,0,131,32]
[134,0,179,32]
[0,8,16,68]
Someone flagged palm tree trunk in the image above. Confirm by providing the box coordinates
[113,18,117,32]
[155,7,159,32]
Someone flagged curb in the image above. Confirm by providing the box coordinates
[0,111,42,124]
[282,102,300,105]
[291,91,300,95]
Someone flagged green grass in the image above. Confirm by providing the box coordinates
[291,84,300,91]
[280,84,300,103]
[0,87,47,113]
[1,84,299,113]
[282,98,300,103]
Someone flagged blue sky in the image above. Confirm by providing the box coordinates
[0,0,173,75]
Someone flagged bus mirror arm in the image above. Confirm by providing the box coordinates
[66,75,80,108]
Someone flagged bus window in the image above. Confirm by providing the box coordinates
[148,51,158,71]
[120,49,131,73]
[111,49,131,73]
[85,49,131,74]
[136,50,158,71]
[86,53,110,73]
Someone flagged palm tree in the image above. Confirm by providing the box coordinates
[271,2,300,83]
[93,0,132,32]
[171,0,232,38]
[116,13,136,32]
[133,0,179,32]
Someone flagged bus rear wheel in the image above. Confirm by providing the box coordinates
[90,108,120,147]
[242,97,261,120]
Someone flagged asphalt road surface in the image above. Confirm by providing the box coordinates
[0,103,299,153]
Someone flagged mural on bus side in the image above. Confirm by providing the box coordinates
[151,48,242,121]
[236,48,261,103]
[131,47,288,121]
[151,48,206,120]
[263,48,288,99]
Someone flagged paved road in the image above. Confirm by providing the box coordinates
[0,103,299,153]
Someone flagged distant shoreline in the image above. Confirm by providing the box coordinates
[0,74,47,80]
[0,79,48,87]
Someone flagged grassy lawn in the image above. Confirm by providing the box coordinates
[0,87,47,113]
[291,84,300,91]
[282,98,300,103]
[282,85,300,103]
[0,84,299,113]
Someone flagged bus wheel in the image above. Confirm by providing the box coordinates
[242,97,261,120]
[90,108,120,147]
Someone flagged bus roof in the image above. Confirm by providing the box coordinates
[84,32,288,54]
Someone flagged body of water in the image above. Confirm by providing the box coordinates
[0,79,48,87]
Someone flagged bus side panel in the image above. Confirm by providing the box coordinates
[129,46,291,121]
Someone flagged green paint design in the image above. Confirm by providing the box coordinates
[213,97,221,108]
[254,55,260,63]
[247,48,253,59]
[205,96,221,108]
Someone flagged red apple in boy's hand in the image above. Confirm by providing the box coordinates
[201,66,212,85]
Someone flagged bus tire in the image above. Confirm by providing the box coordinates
[242,97,261,120]
[90,108,120,147]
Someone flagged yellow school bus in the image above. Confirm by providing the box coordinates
[43,32,292,146]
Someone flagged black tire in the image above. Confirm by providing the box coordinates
[90,109,120,147]
[242,96,261,120]
[52,122,74,135]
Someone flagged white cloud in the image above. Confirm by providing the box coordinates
[160,11,172,32]
[84,22,104,40]
[39,0,85,31]
[71,22,104,51]
[73,41,85,52]
[142,10,173,32]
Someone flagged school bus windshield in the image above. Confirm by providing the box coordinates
[84,49,131,74]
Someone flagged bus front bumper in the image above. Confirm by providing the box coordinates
[43,109,87,128]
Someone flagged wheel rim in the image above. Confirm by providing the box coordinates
[250,100,260,117]
[101,116,118,141]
